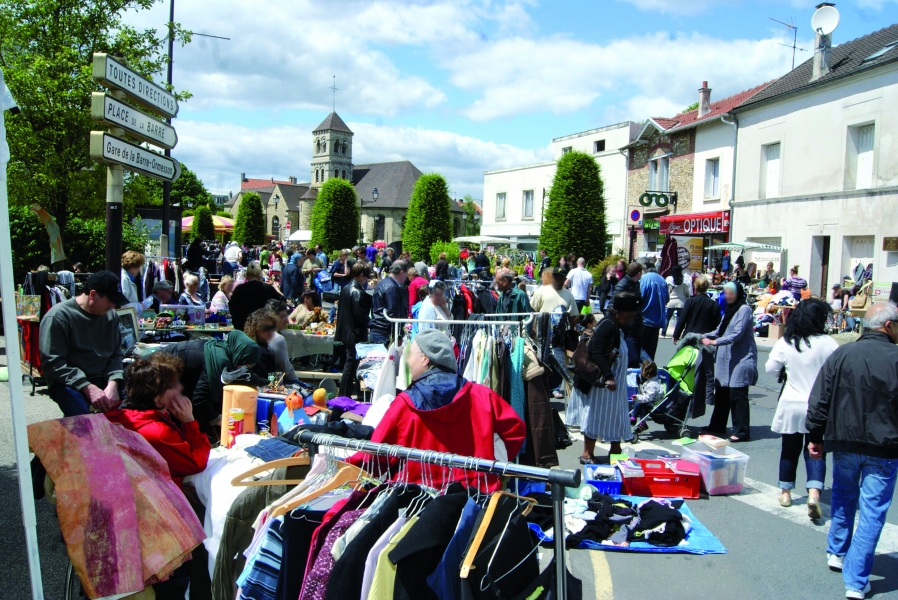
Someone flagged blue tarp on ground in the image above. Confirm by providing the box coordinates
[529,496,727,555]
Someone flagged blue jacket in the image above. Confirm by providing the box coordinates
[280,261,302,301]
[640,271,669,328]
[368,276,408,336]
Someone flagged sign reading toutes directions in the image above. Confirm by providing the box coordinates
[90,132,181,182]
[91,92,177,149]
[92,53,179,118]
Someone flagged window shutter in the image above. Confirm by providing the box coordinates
[856,125,874,189]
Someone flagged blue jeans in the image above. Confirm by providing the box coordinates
[779,432,825,490]
[662,307,681,336]
[827,452,898,593]
[368,331,390,347]
[48,384,91,417]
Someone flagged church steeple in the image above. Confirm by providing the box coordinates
[311,112,353,188]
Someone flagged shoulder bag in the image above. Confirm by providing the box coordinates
[572,322,620,389]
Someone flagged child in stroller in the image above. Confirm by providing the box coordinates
[630,360,665,433]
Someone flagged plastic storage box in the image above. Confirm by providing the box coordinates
[584,465,623,495]
[621,458,701,499]
[680,442,750,495]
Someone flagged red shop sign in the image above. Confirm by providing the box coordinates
[660,211,730,235]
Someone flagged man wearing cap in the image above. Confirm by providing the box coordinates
[39,270,127,416]
[494,270,531,315]
[830,283,856,333]
[368,260,409,346]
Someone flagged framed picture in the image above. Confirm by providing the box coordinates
[116,306,139,354]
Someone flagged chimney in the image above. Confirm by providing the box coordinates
[698,81,712,118]
[289,176,297,184]
[270,177,275,184]
[240,172,246,182]
[229,191,233,199]
[811,3,835,81]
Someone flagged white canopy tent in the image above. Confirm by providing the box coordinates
[452,235,516,246]
[1,69,44,598]
[706,242,784,252]
[287,229,313,242]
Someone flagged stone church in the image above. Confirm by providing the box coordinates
[226,111,464,246]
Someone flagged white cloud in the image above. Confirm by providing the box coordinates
[442,32,800,121]
[615,0,731,15]
[176,120,550,199]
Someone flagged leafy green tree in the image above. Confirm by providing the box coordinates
[539,151,608,265]
[0,0,191,233]
[233,191,265,245]
[192,204,216,241]
[402,174,453,262]
[172,163,212,209]
[429,241,460,265]
[683,101,699,113]
[461,194,481,236]
[309,179,359,253]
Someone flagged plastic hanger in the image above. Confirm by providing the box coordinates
[269,461,366,519]
[230,454,311,487]
[459,487,537,579]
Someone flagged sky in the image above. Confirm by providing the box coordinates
[124,0,897,199]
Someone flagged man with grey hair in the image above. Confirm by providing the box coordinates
[806,301,898,599]
[495,269,532,315]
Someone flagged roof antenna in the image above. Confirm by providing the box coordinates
[769,17,807,70]
[330,75,339,112]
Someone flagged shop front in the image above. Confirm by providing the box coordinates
[659,210,731,271]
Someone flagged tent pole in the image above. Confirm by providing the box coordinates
[0,103,45,598]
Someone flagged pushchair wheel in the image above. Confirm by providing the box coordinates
[632,431,641,443]
[679,427,693,439]
[664,423,680,434]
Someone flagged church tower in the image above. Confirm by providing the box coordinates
[311,112,353,188]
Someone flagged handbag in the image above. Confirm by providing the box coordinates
[522,342,545,381]
[850,283,870,309]
[571,336,603,388]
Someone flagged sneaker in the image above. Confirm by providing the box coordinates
[635,422,648,433]
[828,553,844,572]
[845,583,871,599]
[221,366,251,385]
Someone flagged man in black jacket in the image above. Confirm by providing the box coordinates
[806,301,898,598]
[368,260,409,345]
[612,262,644,367]
[335,261,373,397]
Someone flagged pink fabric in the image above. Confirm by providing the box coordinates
[28,415,206,598]
[298,509,365,600]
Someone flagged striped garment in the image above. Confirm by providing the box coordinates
[238,518,284,600]
[574,331,633,442]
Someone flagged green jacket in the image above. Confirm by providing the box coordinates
[496,287,532,315]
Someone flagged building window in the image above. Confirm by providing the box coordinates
[342,169,346,179]
[496,192,506,220]
[594,140,606,153]
[761,143,781,199]
[704,158,720,199]
[335,169,339,179]
[321,169,326,181]
[315,169,319,183]
[342,141,347,155]
[322,141,327,153]
[845,124,875,190]
[316,138,321,154]
[561,146,572,155]
[522,190,534,219]
[649,155,670,192]
[272,216,280,239]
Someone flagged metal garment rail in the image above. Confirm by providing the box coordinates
[297,431,581,600]
[383,310,535,344]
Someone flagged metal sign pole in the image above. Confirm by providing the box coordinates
[104,94,125,273]
[0,70,44,598]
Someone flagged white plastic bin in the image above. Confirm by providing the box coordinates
[680,442,749,495]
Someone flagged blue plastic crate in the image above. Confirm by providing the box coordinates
[584,465,623,495]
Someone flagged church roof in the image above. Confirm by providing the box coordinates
[313,112,353,134]
[352,161,423,209]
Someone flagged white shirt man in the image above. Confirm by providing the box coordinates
[565,258,594,310]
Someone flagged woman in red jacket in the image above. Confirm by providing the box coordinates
[106,354,210,490]
[353,329,525,491]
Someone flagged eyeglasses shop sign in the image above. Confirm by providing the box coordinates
[661,211,730,235]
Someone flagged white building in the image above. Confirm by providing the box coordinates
[731,23,898,297]
[481,121,640,251]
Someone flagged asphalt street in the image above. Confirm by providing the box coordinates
[1,333,897,599]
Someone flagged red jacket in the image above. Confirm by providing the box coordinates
[350,381,525,491]
[408,276,430,315]
[106,409,210,489]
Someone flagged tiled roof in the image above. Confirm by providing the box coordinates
[351,161,424,209]
[652,81,774,133]
[313,112,353,134]
[242,178,289,190]
[272,182,312,212]
[736,23,898,110]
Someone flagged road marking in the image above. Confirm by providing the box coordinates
[591,550,614,600]
[737,477,898,556]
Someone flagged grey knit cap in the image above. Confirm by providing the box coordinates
[413,329,457,373]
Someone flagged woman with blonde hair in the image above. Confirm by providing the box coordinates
[120,250,147,308]
[210,276,234,313]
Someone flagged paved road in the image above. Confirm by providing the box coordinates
[2,335,897,599]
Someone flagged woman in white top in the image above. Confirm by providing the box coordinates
[417,281,451,331]
[662,265,691,338]
[765,298,838,517]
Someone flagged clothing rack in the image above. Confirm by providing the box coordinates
[298,431,582,600]
[383,310,535,344]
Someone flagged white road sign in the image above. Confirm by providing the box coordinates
[90,131,181,183]
[92,53,179,118]
[90,92,177,150]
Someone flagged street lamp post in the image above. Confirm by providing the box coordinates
[462,212,468,236]
[360,187,378,245]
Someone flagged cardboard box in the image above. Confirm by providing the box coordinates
[767,323,785,340]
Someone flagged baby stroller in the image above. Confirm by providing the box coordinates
[629,344,700,441]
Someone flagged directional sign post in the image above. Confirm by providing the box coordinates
[90,53,181,271]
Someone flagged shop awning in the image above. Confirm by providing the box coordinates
[453,235,516,245]
[706,242,783,252]
[659,211,730,235]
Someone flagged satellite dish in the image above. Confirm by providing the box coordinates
[811,4,840,36]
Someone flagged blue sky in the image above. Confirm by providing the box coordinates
[125,0,897,198]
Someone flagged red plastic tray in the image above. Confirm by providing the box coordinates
[621,458,701,499]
